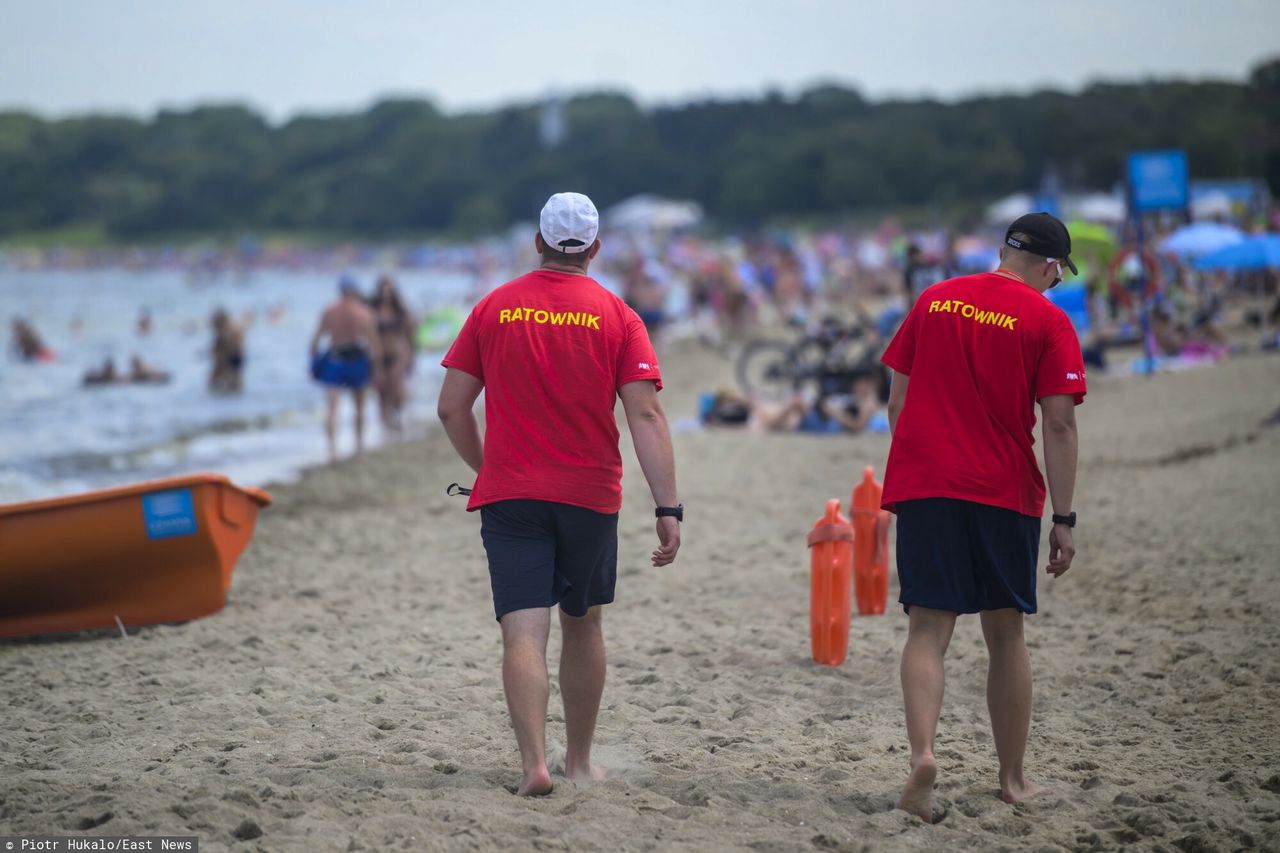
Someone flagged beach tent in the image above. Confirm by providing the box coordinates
[1191,192,1235,221]
[1193,234,1280,271]
[985,193,1034,224]
[1158,223,1245,259]
[1068,193,1127,224]
[604,195,703,232]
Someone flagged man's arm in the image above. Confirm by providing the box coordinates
[887,370,909,435]
[362,309,383,374]
[1039,393,1078,577]
[619,379,680,566]
[437,368,485,473]
[309,312,328,358]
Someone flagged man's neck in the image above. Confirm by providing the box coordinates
[540,262,589,277]
[994,266,1045,292]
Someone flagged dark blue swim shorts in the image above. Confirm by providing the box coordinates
[312,347,371,389]
[479,500,619,621]
[895,497,1041,614]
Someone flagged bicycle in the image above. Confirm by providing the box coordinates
[735,315,882,402]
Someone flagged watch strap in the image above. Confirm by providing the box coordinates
[1051,512,1076,527]
[655,504,683,521]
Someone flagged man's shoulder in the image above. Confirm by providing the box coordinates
[489,271,620,305]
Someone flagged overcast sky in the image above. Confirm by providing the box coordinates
[3,0,1277,121]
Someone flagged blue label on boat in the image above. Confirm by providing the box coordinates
[142,488,197,539]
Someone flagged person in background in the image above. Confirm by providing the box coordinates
[11,319,48,362]
[209,308,245,393]
[369,275,416,438]
[902,244,950,307]
[136,307,153,336]
[82,357,120,386]
[311,275,382,461]
[129,354,170,383]
[705,370,884,434]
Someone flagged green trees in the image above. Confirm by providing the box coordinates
[0,61,1274,242]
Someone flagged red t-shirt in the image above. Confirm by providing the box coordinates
[442,269,662,514]
[880,272,1086,518]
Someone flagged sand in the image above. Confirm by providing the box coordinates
[3,342,1279,851]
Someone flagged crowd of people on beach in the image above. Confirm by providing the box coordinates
[7,208,1279,454]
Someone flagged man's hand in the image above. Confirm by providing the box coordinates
[1047,523,1075,577]
[652,517,680,566]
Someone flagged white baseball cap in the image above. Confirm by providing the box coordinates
[539,192,599,254]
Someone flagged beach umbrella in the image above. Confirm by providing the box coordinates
[1193,234,1280,270]
[1067,220,1117,249]
[1158,222,1245,258]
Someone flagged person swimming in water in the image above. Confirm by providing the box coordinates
[10,318,50,362]
[310,275,383,461]
[128,354,170,384]
[83,357,121,386]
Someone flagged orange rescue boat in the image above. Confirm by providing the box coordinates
[0,473,272,638]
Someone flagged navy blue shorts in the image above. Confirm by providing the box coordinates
[479,500,618,621]
[312,349,371,389]
[895,498,1041,614]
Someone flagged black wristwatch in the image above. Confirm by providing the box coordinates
[1051,512,1076,528]
[655,504,683,522]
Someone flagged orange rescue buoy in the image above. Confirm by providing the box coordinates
[852,466,891,615]
[808,498,854,667]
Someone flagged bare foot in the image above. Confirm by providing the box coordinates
[999,775,1046,804]
[564,762,607,784]
[898,755,938,822]
[514,766,554,797]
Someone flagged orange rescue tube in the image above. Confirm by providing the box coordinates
[808,498,854,667]
[852,466,891,615]
[0,473,272,637]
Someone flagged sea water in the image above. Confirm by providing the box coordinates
[0,267,475,501]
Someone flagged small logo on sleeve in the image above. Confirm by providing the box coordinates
[1066,371,1082,381]
[639,362,651,370]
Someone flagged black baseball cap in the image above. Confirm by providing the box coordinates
[1005,212,1077,275]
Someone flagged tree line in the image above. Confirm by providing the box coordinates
[1,58,1276,241]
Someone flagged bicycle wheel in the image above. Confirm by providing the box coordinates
[736,340,798,401]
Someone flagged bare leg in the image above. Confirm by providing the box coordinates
[324,388,339,462]
[377,385,392,436]
[980,608,1045,803]
[898,606,956,822]
[559,606,607,782]
[500,608,554,796]
[353,387,366,455]
[391,372,407,435]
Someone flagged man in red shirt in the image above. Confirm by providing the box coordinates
[437,192,681,796]
[880,212,1085,821]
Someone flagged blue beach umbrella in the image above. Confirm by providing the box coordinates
[1158,222,1245,258]
[1193,234,1280,271]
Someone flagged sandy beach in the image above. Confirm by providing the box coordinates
[3,341,1279,851]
